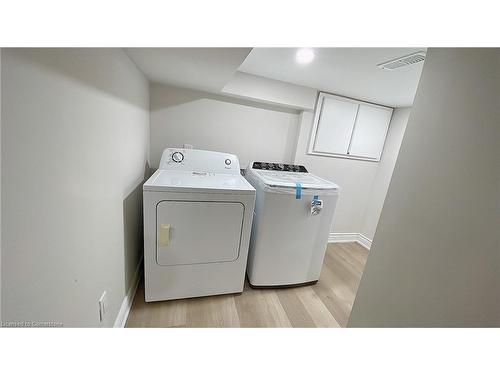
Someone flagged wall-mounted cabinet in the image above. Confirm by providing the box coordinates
[308,92,393,161]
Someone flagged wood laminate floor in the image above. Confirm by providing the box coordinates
[126,242,368,328]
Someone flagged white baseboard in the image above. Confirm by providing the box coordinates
[328,232,359,243]
[114,258,142,328]
[328,232,372,250]
[357,233,372,250]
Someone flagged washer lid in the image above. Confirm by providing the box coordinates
[144,170,255,194]
[251,169,339,190]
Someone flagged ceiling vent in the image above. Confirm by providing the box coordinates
[377,51,426,70]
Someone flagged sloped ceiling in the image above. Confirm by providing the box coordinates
[126,48,426,107]
[125,48,252,92]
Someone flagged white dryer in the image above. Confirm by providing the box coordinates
[245,162,339,287]
[143,148,255,302]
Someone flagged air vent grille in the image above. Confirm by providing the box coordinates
[377,51,426,70]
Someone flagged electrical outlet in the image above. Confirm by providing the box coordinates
[98,291,107,323]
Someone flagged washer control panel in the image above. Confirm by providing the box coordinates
[252,162,308,173]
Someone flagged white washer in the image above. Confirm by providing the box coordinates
[245,162,339,287]
[143,148,255,302]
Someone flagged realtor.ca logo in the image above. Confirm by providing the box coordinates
[1,321,64,328]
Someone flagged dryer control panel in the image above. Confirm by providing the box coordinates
[159,148,241,175]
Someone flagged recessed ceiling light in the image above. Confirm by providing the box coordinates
[296,48,315,64]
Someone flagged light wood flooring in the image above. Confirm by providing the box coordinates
[126,242,368,328]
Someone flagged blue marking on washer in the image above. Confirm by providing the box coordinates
[295,183,302,199]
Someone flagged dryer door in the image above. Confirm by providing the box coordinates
[156,200,244,266]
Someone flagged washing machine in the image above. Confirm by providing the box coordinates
[143,148,255,302]
[245,162,339,287]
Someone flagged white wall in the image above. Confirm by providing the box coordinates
[360,108,411,240]
[293,109,410,236]
[152,79,409,241]
[1,49,149,327]
[150,83,300,168]
[0,48,2,322]
[222,72,317,110]
[349,48,500,327]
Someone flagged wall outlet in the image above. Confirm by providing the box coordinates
[98,291,107,323]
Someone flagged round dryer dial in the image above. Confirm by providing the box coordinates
[171,151,184,163]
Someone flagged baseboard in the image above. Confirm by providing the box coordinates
[357,233,372,250]
[328,232,372,250]
[328,232,359,243]
[114,258,142,328]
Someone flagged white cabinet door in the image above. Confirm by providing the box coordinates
[309,92,393,161]
[348,104,393,160]
[313,96,359,154]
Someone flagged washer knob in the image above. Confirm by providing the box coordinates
[172,151,184,163]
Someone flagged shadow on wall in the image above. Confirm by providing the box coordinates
[150,82,299,114]
[149,83,301,169]
[9,48,148,110]
[122,162,151,293]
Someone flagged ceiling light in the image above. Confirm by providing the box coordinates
[296,48,315,64]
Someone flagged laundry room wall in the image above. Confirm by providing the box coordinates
[349,48,500,327]
[293,107,411,239]
[359,107,411,240]
[149,83,301,169]
[151,80,410,243]
[1,49,150,327]
[221,71,317,110]
[0,48,2,322]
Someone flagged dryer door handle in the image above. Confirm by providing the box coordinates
[159,224,171,247]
